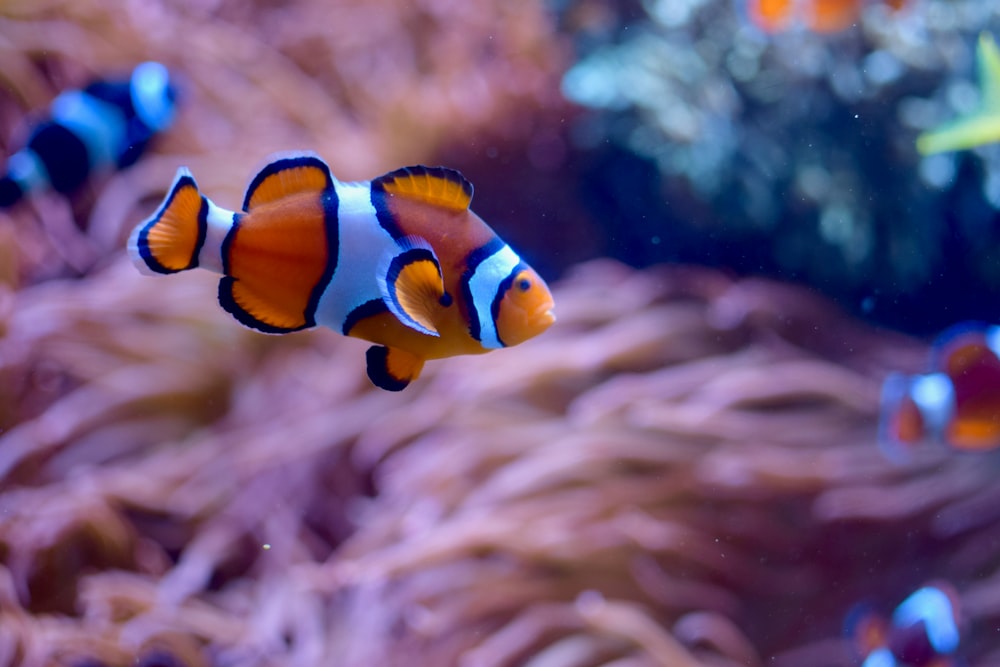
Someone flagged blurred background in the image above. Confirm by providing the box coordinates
[1,0,999,665]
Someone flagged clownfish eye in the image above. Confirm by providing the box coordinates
[517,278,531,292]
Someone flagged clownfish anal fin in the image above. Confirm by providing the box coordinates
[377,236,445,336]
[243,152,334,212]
[371,165,473,212]
[366,345,424,391]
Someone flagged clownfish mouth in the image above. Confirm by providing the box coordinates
[536,308,556,332]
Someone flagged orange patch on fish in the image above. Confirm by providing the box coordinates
[748,0,795,32]
[746,0,908,34]
[222,194,332,332]
[891,395,925,444]
[806,0,862,32]
[375,165,473,213]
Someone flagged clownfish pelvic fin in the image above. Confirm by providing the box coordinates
[128,167,208,275]
[366,345,425,392]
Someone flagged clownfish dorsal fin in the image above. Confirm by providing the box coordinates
[366,345,425,391]
[371,165,473,212]
[242,152,334,212]
[377,235,447,336]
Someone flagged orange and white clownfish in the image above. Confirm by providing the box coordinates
[879,322,1000,457]
[127,153,556,391]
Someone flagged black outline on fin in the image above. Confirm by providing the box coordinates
[366,345,412,392]
[242,153,334,212]
[342,298,389,336]
[217,170,340,335]
[370,165,473,240]
[216,212,306,334]
[379,237,443,337]
[134,169,207,274]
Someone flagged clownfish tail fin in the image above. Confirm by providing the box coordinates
[128,167,208,275]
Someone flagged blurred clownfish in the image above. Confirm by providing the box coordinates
[846,584,962,667]
[127,153,556,391]
[879,322,1000,457]
[744,0,907,34]
[0,61,177,208]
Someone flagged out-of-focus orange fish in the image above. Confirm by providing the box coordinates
[879,323,1000,457]
[745,0,908,34]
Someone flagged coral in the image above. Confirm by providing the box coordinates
[5,251,1000,665]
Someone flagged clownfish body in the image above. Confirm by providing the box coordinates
[127,153,555,391]
[845,584,962,667]
[0,62,177,208]
[879,323,1000,456]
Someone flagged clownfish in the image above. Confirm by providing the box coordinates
[879,323,1000,456]
[127,153,556,391]
[744,0,907,34]
[845,584,962,667]
[0,61,177,208]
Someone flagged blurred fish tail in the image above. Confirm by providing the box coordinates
[878,372,925,460]
[0,147,51,208]
[128,167,208,275]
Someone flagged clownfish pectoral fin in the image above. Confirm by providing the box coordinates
[377,236,446,337]
[242,152,334,212]
[370,165,473,212]
[365,345,425,391]
[128,167,207,274]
